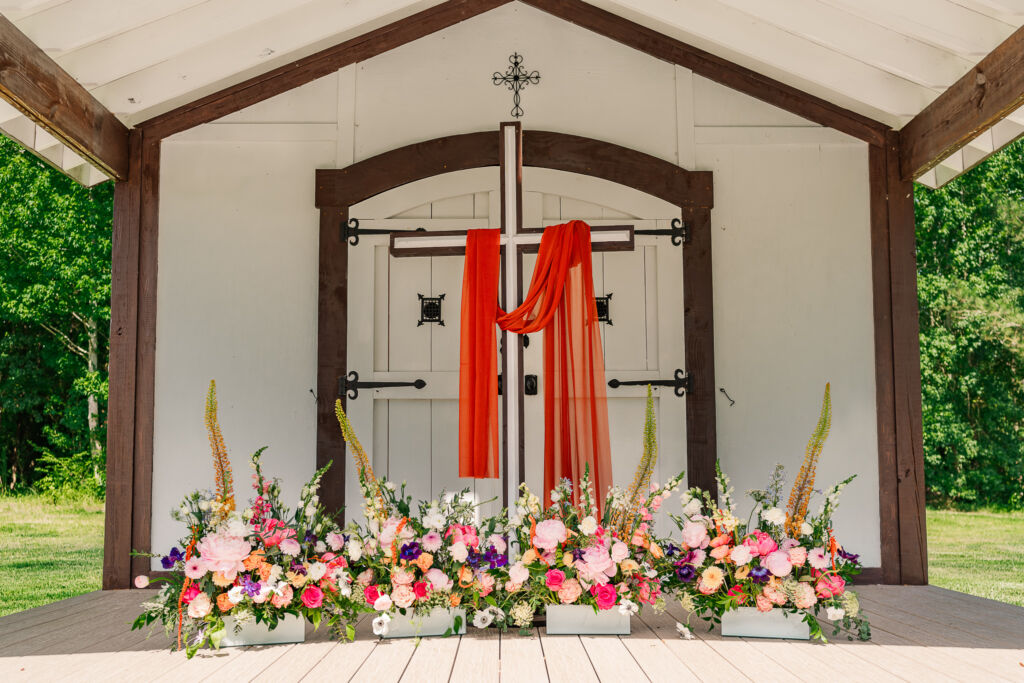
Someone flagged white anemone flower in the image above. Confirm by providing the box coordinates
[372,613,392,636]
[473,610,494,629]
[617,599,639,616]
[676,622,694,640]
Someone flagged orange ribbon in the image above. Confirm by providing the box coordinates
[391,517,409,566]
[528,516,550,566]
[827,527,838,571]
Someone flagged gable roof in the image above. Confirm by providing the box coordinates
[2,0,1023,186]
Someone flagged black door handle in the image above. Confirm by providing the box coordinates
[498,374,538,395]
[340,371,426,400]
[607,369,691,396]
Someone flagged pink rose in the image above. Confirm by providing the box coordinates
[182,584,201,604]
[364,584,381,605]
[301,585,324,609]
[271,585,293,608]
[392,584,416,609]
[558,578,582,604]
[815,574,846,599]
[755,593,773,613]
[764,584,788,606]
[764,550,793,577]
[446,524,480,548]
[425,568,453,592]
[196,531,252,576]
[591,583,617,610]
[609,541,629,563]
[533,520,567,551]
[681,521,709,549]
[505,580,523,593]
[788,546,808,568]
[134,575,149,588]
[356,569,374,586]
[488,534,507,554]
[187,592,212,619]
[413,581,429,599]
[391,567,415,586]
[545,569,566,591]
[752,531,778,557]
[477,572,496,597]
[509,563,529,585]
[421,531,443,553]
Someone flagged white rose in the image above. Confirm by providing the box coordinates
[762,507,786,526]
[227,586,245,604]
[450,541,468,563]
[579,516,598,535]
[307,562,327,582]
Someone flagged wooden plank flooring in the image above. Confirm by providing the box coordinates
[0,586,1021,681]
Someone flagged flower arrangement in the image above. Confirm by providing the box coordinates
[132,381,361,656]
[658,385,871,641]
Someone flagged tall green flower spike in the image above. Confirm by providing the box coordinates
[786,383,832,537]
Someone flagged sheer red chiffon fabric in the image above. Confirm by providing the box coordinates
[458,221,612,508]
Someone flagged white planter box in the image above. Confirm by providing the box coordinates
[545,605,630,635]
[720,607,810,640]
[220,614,306,647]
[383,607,466,639]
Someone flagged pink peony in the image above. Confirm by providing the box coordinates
[793,582,817,609]
[301,585,324,609]
[446,524,480,548]
[421,531,443,553]
[583,546,615,574]
[558,578,583,604]
[279,538,301,556]
[184,558,206,580]
[755,593,773,613]
[425,568,453,592]
[609,541,629,563]
[392,584,416,609]
[545,569,566,591]
[477,572,496,597]
[815,573,846,599]
[181,584,201,604]
[533,520,567,551]
[788,546,808,568]
[509,563,529,585]
[807,547,829,570]
[187,592,212,619]
[134,575,149,588]
[681,521,709,549]
[271,584,293,608]
[591,583,618,610]
[764,550,793,577]
[752,531,778,557]
[196,531,252,577]
[488,534,507,554]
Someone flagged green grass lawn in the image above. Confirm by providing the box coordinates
[927,508,1024,607]
[0,495,105,617]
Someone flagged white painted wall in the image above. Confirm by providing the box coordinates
[154,1,880,567]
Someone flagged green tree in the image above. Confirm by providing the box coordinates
[0,134,112,495]
[915,137,1024,508]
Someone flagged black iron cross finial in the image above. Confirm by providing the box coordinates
[492,53,540,118]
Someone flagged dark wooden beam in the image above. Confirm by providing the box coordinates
[868,141,901,585]
[900,26,1024,182]
[102,129,142,590]
[885,130,928,584]
[140,0,513,141]
[681,207,718,497]
[520,0,888,147]
[0,15,129,179]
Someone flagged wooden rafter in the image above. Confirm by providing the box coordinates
[0,15,129,179]
[900,25,1024,182]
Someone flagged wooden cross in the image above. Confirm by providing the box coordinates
[388,122,634,506]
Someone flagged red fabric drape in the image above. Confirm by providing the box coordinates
[458,220,612,509]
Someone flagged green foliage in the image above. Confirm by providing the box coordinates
[0,133,113,495]
[916,138,1024,509]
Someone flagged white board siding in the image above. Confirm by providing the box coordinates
[152,5,879,564]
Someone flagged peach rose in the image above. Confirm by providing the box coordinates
[271,585,293,608]
[392,584,416,609]
[414,552,434,572]
[755,593,773,613]
[187,592,212,619]
[558,578,582,604]
[217,592,234,612]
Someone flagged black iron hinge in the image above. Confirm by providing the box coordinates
[607,369,692,396]
[339,371,426,400]
[342,218,426,246]
[634,218,689,246]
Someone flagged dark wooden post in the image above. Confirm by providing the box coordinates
[317,206,349,520]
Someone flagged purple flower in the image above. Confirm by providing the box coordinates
[241,575,261,597]
[483,547,508,569]
[572,548,585,562]
[290,560,307,575]
[674,563,696,583]
[161,547,184,569]
[838,549,860,565]
[400,541,422,561]
[305,532,318,544]
[749,566,771,584]
[664,543,680,557]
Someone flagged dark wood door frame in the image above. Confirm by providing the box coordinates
[315,128,718,516]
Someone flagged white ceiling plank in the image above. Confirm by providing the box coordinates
[0,115,36,146]
[949,0,1024,20]
[991,117,1024,147]
[817,0,1016,56]
[13,0,208,56]
[590,0,937,118]
[55,0,325,88]
[0,0,71,22]
[917,168,939,187]
[0,98,23,124]
[59,146,85,170]
[88,0,443,122]
[716,0,974,88]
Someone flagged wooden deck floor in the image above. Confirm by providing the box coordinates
[0,585,1021,681]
